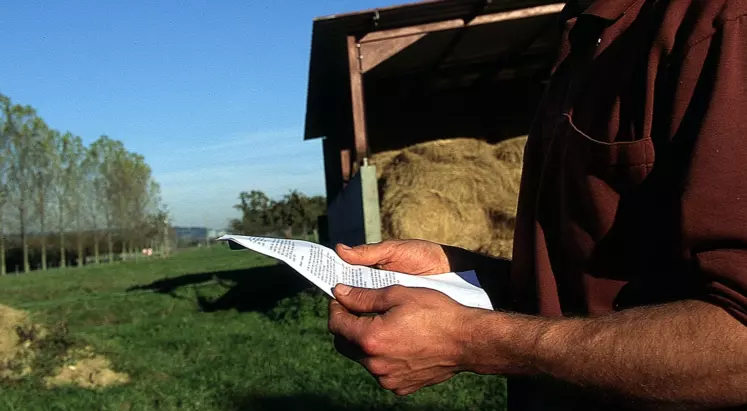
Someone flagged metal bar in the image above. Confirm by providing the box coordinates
[360,162,382,244]
[347,35,370,165]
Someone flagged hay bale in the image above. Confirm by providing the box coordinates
[44,355,130,389]
[0,304,40,380]
[383,190,493,251]
[493,135,527,165]
[369,149,401,180]
[371,136,527,259]
[0,304,129,389]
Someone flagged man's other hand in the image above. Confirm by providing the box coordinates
[335,240,450,275]
[328,283,478,396]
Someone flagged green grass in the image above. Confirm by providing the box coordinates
[0,246,506,411]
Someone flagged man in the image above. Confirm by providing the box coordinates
[327,0,747,409]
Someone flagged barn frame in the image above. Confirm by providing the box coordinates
[303,0,567,247]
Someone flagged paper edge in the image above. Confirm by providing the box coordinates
[217,234,492,309]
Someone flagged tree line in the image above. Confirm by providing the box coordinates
[230,190,325,239]
[0,92,169,274]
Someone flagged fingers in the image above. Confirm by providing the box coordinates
[328,299,372,343]
[333,284,407,314]
[393,373,455,396]
[377,369,456,396]
[335,242,394,267]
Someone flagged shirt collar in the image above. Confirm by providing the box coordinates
[580,0,642,22]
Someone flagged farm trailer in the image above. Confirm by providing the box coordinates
[303,0,566,247]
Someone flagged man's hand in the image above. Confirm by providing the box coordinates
[328,283,478,396]
[335,240,450,275]
[336,240,513,310]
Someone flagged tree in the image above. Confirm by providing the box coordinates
[118,152,156,255]
[30,124,57,270]
[277,191,303,238]
[82,143,103,263]
[231,190,326,239]
[0,200,6,276]
[231,190,274,235]
[0,92,167,272]
[88,136,126,263]
[304,195,326,235]
[292,191,325,236]
[273,190,326,238]
[6,102,40,273]
[142,202,170,256]
[86,139,162,261]
[53,133,84,268]
[0,94,10,275]
[142,181,165,251]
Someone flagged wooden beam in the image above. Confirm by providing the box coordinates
[360,19,463,44]
[347,35,370,166]
[359,33,427,74]
[470,4,566,25]
[359,3,566,43]
[357,4,565,74]
[340,148,352,183]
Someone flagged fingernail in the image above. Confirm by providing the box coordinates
[339,244,352,250]
[336,284,352,296]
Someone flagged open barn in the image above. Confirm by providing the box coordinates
[305,0,566,257]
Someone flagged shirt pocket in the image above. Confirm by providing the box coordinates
[558,113,655,194]
[537,113,659,300]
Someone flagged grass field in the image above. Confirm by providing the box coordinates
[0,245,506,411]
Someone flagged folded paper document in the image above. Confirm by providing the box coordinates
[217,235,493,310]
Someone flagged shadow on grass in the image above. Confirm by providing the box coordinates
[230,393,460,411]
[127,263,314,313]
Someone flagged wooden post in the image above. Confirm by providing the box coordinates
[347,36,369,167]
[340,148,352,183]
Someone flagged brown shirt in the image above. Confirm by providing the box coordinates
[507,0,747,409]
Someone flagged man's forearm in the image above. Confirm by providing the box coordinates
[464,300,747,410]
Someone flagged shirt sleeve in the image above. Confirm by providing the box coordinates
[675,15,747,324]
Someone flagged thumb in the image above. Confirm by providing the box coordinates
[333,284,402,314]
[335,242,392,267]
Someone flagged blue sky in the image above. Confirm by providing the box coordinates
[0,0,396,229]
